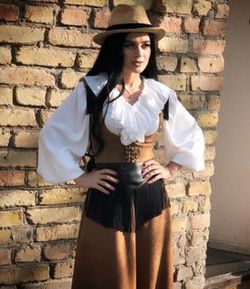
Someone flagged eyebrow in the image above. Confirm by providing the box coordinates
[124,40,151,44]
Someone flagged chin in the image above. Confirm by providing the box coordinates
[131,67,146,74]
[124,64,147,74]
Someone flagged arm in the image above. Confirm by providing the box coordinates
[162,90,205,171]
[142,160,181,184]
[142,89,205,183]
[37,82,90,184]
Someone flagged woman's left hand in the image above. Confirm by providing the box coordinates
[142,159,181,184]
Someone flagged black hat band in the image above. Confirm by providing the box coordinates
[106,23,153,31]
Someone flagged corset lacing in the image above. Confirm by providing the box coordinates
[124,142,140,163]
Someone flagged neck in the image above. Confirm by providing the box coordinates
[122,71,142,88]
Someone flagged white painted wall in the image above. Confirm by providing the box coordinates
[210,0,250,254]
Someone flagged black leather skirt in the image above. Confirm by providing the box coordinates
[84,162,170,233]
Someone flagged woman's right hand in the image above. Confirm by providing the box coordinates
[74,169,119,195]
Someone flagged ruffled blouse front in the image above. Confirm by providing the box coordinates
[38,73,205,184]
[104,79,168,145]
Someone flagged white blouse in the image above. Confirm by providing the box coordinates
[38,73,205,184]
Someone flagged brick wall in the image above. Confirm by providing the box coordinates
[0,0,229,288]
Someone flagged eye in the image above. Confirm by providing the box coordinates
[123,42,151,49]
[124,43,134,48]
[142,43,151,48]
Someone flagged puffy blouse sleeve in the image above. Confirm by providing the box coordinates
[162,89,205,171]
[37,81,90,184]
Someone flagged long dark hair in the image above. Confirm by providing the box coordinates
[86,32,158,155]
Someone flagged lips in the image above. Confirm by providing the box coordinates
[133,61,143,66]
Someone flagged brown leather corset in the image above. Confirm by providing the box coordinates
[91,123,157,163]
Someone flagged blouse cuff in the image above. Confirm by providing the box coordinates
[169,153,205,172]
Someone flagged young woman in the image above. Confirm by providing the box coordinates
[38,5,205,289]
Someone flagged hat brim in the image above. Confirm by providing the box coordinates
[93,27,166,45]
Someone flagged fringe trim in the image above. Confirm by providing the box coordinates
[84,179,170,233]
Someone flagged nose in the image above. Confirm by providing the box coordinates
[134,45,143,58]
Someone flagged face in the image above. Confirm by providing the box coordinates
[123,32,151,74]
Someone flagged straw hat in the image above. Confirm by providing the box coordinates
[93,5,166,45]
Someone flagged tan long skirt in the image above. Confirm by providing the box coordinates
[71,208,173,289]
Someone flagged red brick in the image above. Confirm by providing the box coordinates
[198,56,224,73]
[0,67,55,87]
[192,39,225,55]
[157,55,178,72]
[158,75,187,91]
[39,110,54,126]
[186,246,206,265]
[65,0,106,6]
[24,279,72,289]
[12,226,33,244]
[207,95,220,111]
[183,18,200,34]
[36,223,79,241]
[0,4,19,21]
[0,129,11,146]
[183,200,199,214]
[0,171,25,187]
[16,47,75,68]
[39,188,85,205]
[161,0,192,15]
[170,202,179,216]
[0,47,12,64]
[15,87,46,107]
[193,162,214,179]
[158,37,188,53]
[158,16,182,34]
[61,8,87,26]
[0,190,36,207]
[14,130,39,148]
[0,264,49,284]
[166,183,185,198]
[180,57,198,73]
[179,94,203,110]
[172,217,187,232]
[203,20,227,36]
[43,243,71,260]
[0,210,23,227]
[0,87,12,105]
[176,266,193,281]
[153,0,167,13]
[46,89,69,107]
[15,246,41,263]
[190,214,210,229]
[191,75,223,91]
[60,70,84,89]
[188,181,211,196]
[0,25,45,44]
[204,130,217,145]
[27,171,52,187]
[0,108,37,126]
[53,260,74,278]
[216,4,230,19]
[0,248,11,265]
[0,229,12,245]
[197,112,219,128]
[93,11,110,28]
[0,150,36,168]
[205,145,216,161]
[78,51,98,69]
[194,0,212,16]
[202,198,211,212]
[29,0,58,2]
[27,207,81,224]
[49,27,93,47]
[25,5,54,24]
